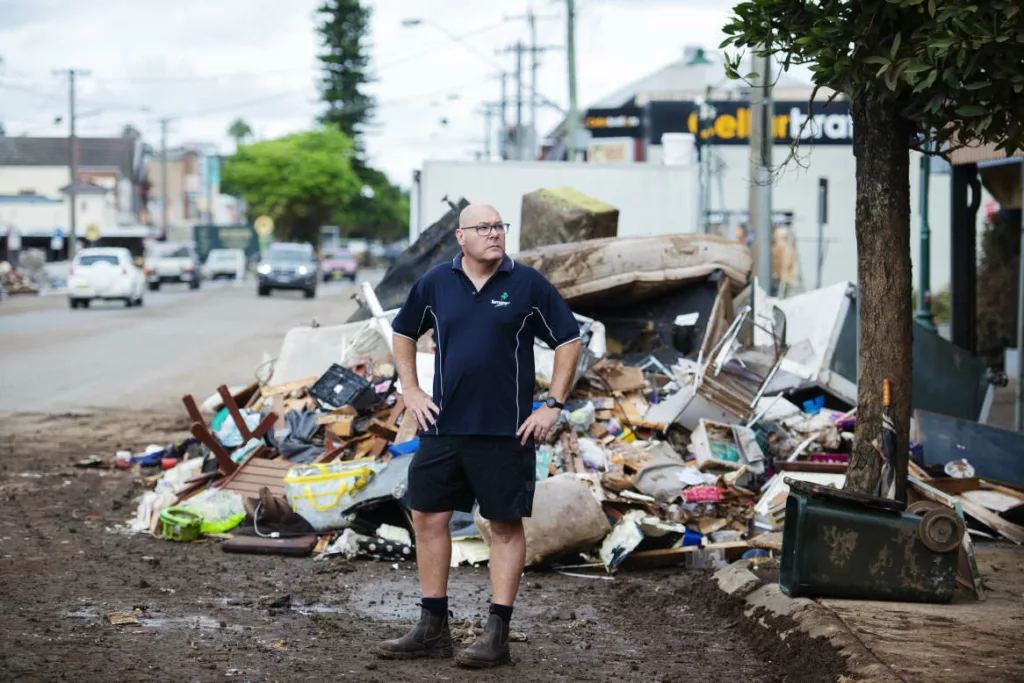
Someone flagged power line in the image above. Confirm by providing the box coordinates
[143,76,494,129]
[0,20,510,89]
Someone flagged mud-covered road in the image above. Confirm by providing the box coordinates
[0,412,848,683]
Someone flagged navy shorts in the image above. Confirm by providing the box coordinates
[405,435,536,521]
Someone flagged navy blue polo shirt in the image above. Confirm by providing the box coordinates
[391,253,581,437]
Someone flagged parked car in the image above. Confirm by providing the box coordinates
[203,248,247,280]
[144,242,201,291]
[256,243,318,298]
[67,247,145,309]
[320,247,358,282]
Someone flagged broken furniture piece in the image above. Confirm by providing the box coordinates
[696,303,789,423]
[182,388,277,476]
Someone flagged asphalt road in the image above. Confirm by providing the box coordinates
[0,274,379,414]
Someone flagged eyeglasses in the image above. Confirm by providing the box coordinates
[464,222,511,237]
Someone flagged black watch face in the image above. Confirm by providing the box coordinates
[546,397,559,408]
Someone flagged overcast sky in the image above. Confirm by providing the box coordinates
[0,0,768,186]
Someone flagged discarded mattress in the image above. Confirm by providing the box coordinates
[514,233,752,307]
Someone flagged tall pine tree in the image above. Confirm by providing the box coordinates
[317,0,374,145]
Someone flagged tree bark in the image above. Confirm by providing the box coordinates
[844,92,913,496]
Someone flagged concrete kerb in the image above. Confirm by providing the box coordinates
[713,561,904,683]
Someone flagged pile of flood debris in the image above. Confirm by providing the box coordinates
[118,200,1023,582]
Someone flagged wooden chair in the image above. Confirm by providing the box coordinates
[181,385,278,476]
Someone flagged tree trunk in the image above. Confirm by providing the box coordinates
[844,92,913,496]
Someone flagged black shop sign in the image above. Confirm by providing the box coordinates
[646,99,853,146]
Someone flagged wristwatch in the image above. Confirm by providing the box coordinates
[544,396,564,410]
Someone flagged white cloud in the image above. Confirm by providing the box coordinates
[0,0,784,186]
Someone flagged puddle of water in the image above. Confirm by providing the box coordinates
[291,602,346,615]
[64,608,100,619]
[141,615,227,631]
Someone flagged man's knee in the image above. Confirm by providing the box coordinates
[412,510,452,537]
[488,518,523,542]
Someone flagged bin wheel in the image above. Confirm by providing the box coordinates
[918,508,965,553]
[908,500,943,516]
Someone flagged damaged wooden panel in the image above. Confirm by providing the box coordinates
[519,187,619,251]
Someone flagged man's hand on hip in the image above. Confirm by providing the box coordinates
[405,387,440,431]
[516,405,561,446]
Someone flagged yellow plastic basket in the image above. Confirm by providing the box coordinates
[283,459,375,531]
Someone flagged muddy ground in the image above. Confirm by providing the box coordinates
[0,411,849,682]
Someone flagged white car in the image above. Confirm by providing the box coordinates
[202,248,247,280]
[144,242,201,291]
[67,247,146,309]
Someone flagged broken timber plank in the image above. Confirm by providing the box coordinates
[392,410,419,444]
[216,445,290,499]
[955,495,1024,545]
[260,376,319,399]
[370,398,405,458]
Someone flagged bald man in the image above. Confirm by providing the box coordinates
[375,204,582,668]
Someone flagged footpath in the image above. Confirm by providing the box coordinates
[716,544,1024,682]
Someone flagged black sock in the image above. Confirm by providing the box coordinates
[489,602,514,624]
[420,596,448,617]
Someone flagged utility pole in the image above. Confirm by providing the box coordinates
[529,10,538,153]
[500,42,531,160]
[816,177,829,289]
[515,40,524,160]
[54,68,90,259]
[500,72,509,159]
[747,49,773,290]
[503,8,559,161]
[915,147,937,331]
[476,104,500,160]
[160,118,170,239]
[566,0,581,161]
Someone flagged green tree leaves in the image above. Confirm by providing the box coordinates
[720,0,1024,154]
[221,127,409,244]
[221,128,361,243]
[317,0,375,145]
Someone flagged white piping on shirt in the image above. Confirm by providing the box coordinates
[531,306,558,346]
[556,336,582,349]
[393,332,417,342]
[429,307,443,434]
[416,305,432,337]
[514,310,536,431]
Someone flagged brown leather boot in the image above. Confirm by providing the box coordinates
[455,613,511,668]
[374,606,453,659]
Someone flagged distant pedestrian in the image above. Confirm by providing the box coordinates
[374,203,582,668]
[7,227,21,269]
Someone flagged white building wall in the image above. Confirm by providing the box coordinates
[414,160,699,255]
[0,166,70,196]
[0,197,113,235]
[414,153,992,295]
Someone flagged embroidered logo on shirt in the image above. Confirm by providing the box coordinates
[491,292,511,307]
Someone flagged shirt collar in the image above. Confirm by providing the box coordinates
[452,253,515,273]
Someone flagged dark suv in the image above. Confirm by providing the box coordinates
[256,243,318,298]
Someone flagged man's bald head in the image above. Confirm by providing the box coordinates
[459,203,501,229]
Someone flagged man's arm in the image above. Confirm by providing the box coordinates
[548,339,582,405]
[516,338,580,445]
[393,334,439,432]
